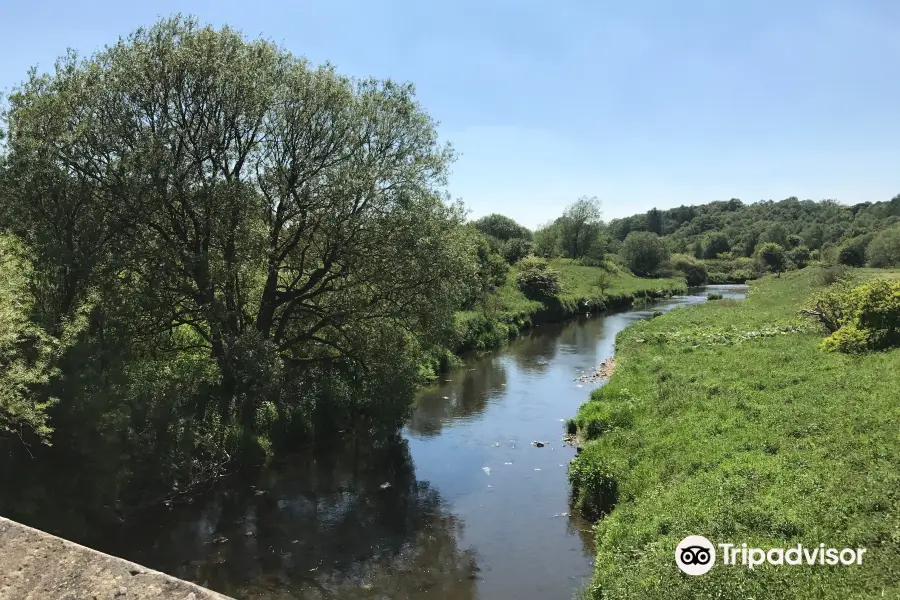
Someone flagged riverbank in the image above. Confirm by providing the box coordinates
[423,260,687,378]
[568,267,900,599]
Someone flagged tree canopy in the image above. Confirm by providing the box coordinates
[0,15,481,500]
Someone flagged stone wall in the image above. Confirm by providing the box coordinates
[0,517,231,600]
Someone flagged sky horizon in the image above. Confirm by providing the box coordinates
[2,1,898,229]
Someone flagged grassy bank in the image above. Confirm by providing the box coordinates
[567,267,900,599]
[443,260,686,360]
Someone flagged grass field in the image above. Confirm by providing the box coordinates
[569,266,900,599]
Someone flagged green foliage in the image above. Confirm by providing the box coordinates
[787,245,811,269]
[814,263,853,286]
[0,15,481,502]
[0,234,58,443]
[558,196,604,259]
[700,231,730,259]
[756,242,786,275]
[499,237,533,265]
[472,213,532,241]
[838,234,873,267]
[866,225,900,268]
[568,444,618,521]
[806,278,900,353]
[706,292,723,300]
[595,271,612,295]
[462,234,509,309]
[620,231,670,277]
[669,253,708,286]
[446,260,685,357]
[576,386,636,440]
[757,222,789,250]
[569,268,900,599]
[515,258,561,300]
[606,195,900,262]
[531,221,561,258]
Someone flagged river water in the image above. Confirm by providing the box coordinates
[97,285,747,600]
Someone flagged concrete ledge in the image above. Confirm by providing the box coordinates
[0,517,232,600]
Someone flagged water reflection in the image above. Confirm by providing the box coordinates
[555,315,608,358]
[508,327,561,373]
[408,355,508,437]
[105,439,478,599]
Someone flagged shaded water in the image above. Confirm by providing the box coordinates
[78,286,747,599]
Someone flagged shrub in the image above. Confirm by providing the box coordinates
[866,226,900,268]
[838,235,873,267]
[707,293,723,300]
[804,278,900,353]
[757,242,786,276]
[669,253,708,286]
[788,245,811,269]
[515,257,561,299]
[620,231,670,277]
[500,237,533,265]
[564,418,578,436]
[814,264,853,287]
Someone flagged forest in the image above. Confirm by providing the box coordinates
[1,16,900,536]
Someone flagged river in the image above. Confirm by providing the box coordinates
[94,285,748,600]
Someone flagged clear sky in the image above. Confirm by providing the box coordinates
[2,1,899,227]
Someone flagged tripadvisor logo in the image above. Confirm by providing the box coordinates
[676,535,716,575]
[675,536,867,575]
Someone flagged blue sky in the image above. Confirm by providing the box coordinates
[2,1,899,227]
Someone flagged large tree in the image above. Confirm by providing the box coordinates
[558,196,603,259]
[1,16,476,435]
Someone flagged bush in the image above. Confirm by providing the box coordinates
[757,242,786,275]
[620,231,670,277]
[804,278,900,353]
[788,245,811,269]
[669,253,708,286]
[515,257,561,299]
[866,226,900,267]
[838,235,873,267]
[707,293,723,300]
[500,237,533,264]
[814,264,853,287]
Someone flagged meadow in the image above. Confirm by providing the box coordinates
[569,266,900,599]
